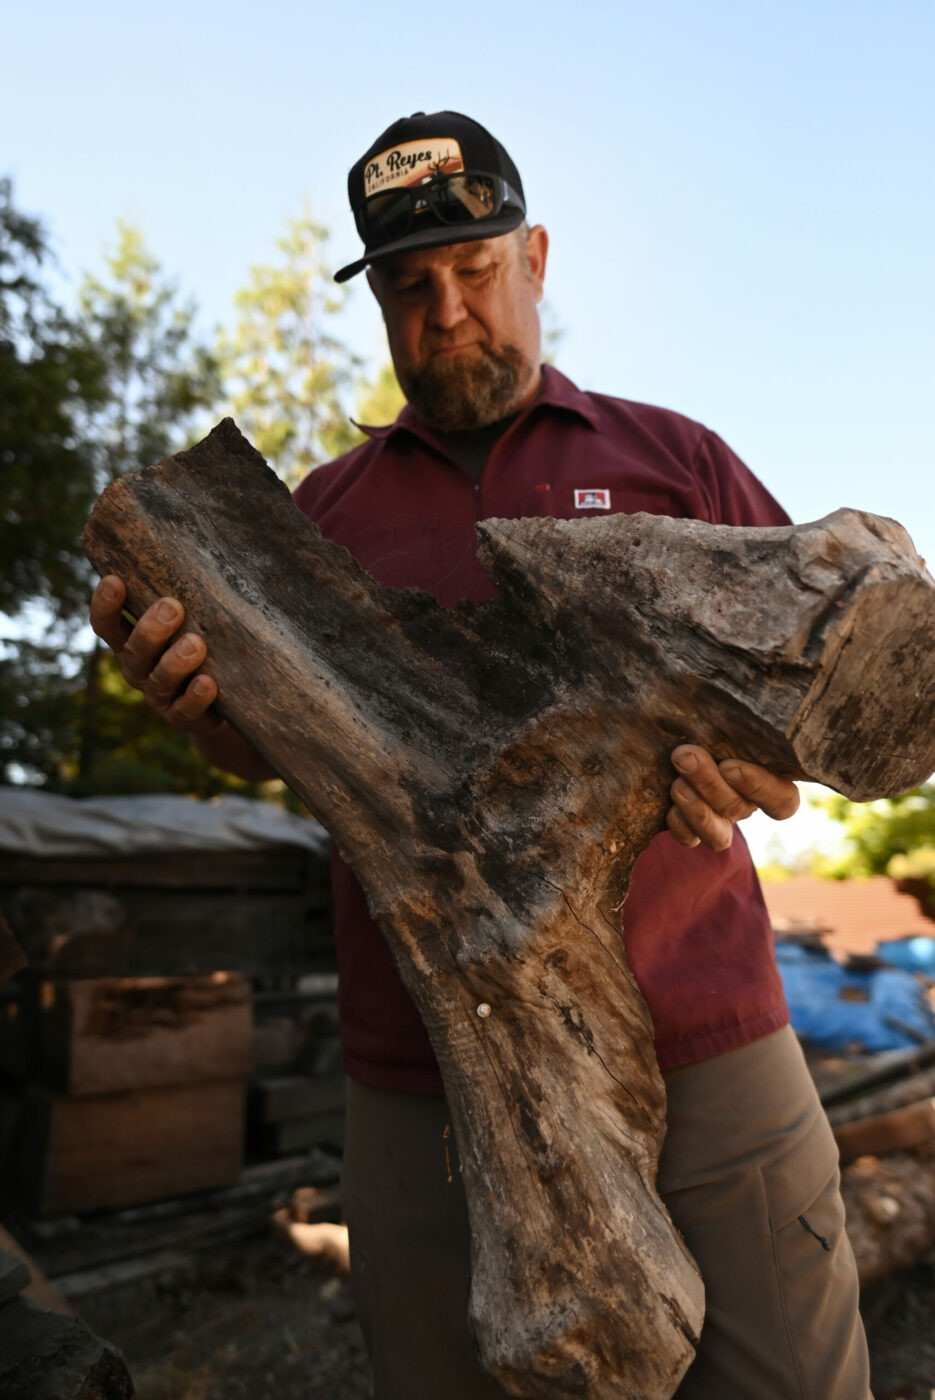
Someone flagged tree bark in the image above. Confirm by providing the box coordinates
[82,419,935,1400]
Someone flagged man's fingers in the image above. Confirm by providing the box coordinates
[671,746,757,824]
[668,777,735,851]
[89,576,131,651]
[89,577,224,741]
[665,804,702,849]
[162,673,222,732]
[145,633,208,709]
[718,759,800,822]
[116,597,185,689]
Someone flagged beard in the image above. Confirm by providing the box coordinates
[398,342,534,432]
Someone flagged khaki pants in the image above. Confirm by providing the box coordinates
[341,1027,871,1400]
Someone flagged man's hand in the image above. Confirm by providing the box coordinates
[667,744,799,852]
[89,575,275,780]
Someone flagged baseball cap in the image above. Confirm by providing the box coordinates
[334,111,526,283]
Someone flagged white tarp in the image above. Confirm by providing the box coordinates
[0,787,330,858]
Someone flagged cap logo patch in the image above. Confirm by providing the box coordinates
[364,139,464,198]
[574,488,611,510]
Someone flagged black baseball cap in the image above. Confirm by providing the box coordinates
[335,111,526,283]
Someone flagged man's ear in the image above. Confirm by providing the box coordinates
[526,225,549,302]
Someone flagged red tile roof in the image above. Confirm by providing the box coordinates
[760,876,934,956]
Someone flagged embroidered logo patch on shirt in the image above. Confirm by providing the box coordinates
[574,488,611,510]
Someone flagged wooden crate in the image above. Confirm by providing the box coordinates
[0,847,333,978]
[39,973,252,1096]
[17,1079,246,1216]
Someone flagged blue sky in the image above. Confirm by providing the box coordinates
[4,0,933,857]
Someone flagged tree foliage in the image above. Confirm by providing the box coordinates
[813,784,935,880]
[1,211,226,793]
[0,178,103,620]
[78,222,221,485]
[0,192,406,799]
[218,211,364,486]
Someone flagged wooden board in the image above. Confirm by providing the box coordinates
[258,1113,346,1157]
[40,974,253,1096]
[1,884,332,977]
[16,1079,246,1216]
[833,1097,935,1165]
[0,847,329,891]
[250,1073,345,1123]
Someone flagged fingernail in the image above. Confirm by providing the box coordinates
[674,751,697,774]
[192,676,213,696]
[100,579,120,601]
[178,636,198,658]
[156,600,179,623]
[721,763,742,785]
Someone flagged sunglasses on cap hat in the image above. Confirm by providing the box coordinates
[354,170,524,246]
[335,111,527,281]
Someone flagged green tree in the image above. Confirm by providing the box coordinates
[219,211,365,486]
[0,177,103,620]
[1,220,233,795]
[812,784,935,882]
[355,359,405,426]
[78,223,220,486]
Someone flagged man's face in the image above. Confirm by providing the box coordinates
[367,226,549,431]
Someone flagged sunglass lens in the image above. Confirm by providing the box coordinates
[430,174,498,224]
[364,189,413,240]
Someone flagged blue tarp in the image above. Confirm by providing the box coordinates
[776,941,935,1052]
[878,936,935,977]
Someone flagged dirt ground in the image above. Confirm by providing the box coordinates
[72,1228,935,1400]
[77,1233,371,1400]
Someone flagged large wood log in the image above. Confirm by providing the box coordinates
[81,420,935,1400]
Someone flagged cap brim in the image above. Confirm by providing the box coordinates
[334,207,525,283]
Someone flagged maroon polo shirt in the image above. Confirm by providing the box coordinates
[294,366,791,1092]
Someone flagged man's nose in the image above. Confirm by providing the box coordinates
[426,273,467,329]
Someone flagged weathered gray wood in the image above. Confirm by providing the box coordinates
[1,881,331,978]
[0,847,329,891]
[0,1250,30,1305]
[82,419,935,1400]
[833,1097,935,1164]
[0,1295,133,1399]
[827,1064,935,1126]
[820,1041,935,1109]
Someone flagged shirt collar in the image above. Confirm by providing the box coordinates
[352,364,600,443]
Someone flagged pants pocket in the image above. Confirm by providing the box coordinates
[761,1112,870,1400]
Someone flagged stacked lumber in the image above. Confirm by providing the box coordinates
[0,845,332,978]
[249,976,345,1156]
[824,1043,935,1288]
[6,973,252,1216]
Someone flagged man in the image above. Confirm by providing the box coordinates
[91,112,870,1399]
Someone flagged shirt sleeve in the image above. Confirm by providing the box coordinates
[692,430,791,528]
